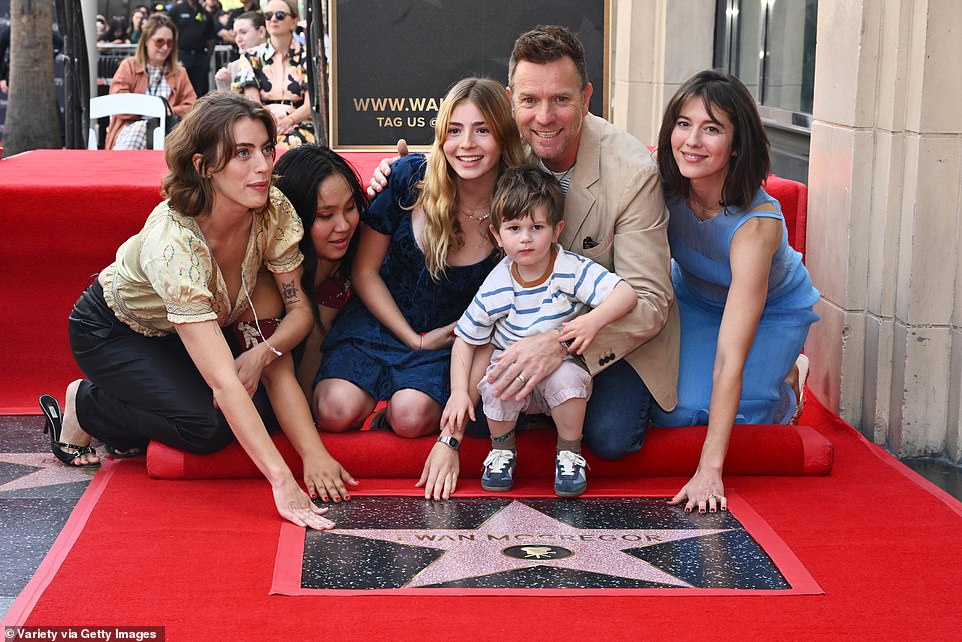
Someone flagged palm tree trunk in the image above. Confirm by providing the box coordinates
[2,0,62,157]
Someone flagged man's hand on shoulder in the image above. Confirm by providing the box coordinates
[366,138,409,198]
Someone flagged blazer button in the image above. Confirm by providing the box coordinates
[598,357,605,366]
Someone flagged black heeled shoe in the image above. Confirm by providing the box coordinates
[38,393,99,468]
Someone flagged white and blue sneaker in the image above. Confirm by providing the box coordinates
[481,449,516,492]
[554,450,588,498]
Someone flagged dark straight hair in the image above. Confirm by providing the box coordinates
[272,144,367,317]
[657,69,770,210]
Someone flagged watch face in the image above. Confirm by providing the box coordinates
[439,435,460,449]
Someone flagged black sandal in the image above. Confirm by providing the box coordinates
[38,393,99,468]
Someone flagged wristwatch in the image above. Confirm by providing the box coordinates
[437,435,460,450]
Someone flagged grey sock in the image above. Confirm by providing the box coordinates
[557,437,582,454]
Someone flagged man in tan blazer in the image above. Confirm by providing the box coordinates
[369,26,678,487]
[484,25,678,460]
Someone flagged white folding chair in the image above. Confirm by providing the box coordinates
[88,94,167,150]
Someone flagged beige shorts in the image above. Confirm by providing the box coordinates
[478,350,592,422]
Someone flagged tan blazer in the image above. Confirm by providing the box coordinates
[552,113,680,411]
[104,57,197,150]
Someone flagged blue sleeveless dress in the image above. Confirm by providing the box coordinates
[650,188,819,426]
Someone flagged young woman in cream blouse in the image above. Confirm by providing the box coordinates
[39,93,347,529]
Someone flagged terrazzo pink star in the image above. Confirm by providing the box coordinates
[334,500,732,587]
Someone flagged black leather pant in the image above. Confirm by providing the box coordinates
[68,281,277,453]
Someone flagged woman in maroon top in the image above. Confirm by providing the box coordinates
[235,145,363,408]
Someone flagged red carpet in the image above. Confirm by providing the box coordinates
[0,150,382,415]
[5,394,961,641]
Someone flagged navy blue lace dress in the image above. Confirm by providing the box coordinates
[317,155,499,405]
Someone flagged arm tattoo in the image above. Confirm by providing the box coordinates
[281,279,301,305]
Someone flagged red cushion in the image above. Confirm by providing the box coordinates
[764,174,808,261]
[146,424,833,480]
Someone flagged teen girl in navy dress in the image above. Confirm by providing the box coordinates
[312,78,525,473]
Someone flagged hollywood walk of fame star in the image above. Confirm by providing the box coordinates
[0,453,97,493]
[331,501,733,588]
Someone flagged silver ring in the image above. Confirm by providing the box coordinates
[516,373,527,384]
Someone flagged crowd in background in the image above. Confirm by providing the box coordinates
[91,0,317,150]
[97,2,289,49]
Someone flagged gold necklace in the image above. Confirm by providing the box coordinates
[460,202,491,222]
[688,195,723,221]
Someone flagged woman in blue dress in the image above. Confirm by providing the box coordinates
[313,78,525,448]
[651,70,819,514]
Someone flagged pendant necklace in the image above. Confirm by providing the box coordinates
[460,202,491,222]
[689,195,723,221]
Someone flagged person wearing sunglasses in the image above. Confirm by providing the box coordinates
[105,13,197,150]
[234,0,314,151]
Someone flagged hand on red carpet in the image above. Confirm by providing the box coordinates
[273,477,334,530]
[416,442,460,500]
[488,332,564,401]
[669,471,728,514]
[304,454,358,503]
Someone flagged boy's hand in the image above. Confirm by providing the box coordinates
[558,313,604,355]
[441,390,475,434]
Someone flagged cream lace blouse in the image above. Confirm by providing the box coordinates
[101,186,303,337]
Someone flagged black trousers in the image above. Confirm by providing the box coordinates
[179,49,211,96]
[69,281,278,453]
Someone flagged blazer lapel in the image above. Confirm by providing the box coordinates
[560,114,602,250]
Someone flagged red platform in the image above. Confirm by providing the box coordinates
[0,150,380,414]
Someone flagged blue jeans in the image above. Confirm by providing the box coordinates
[466,359,652,460]
[582,359,651,459]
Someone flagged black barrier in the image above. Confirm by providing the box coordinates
[328,0,609,150]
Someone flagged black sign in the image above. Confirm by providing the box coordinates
[329,0,609,150]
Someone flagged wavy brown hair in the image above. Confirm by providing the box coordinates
[415,77,526,280]
[657,69,770,210]
[133,13,180,75]
[162,92,277,217]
